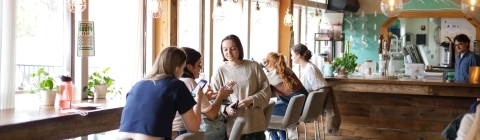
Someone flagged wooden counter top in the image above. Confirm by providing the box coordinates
[325,77,480,98]
[0,99,125,140]
[325,77,480,87]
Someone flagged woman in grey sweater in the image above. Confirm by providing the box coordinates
[211,34,272,139]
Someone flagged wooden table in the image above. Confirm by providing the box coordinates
[325,77,480,140]
[0,99,124,140]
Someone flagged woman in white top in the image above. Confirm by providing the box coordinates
[173,47,233,139]
[291,43,328,92]
[457,103,480,140]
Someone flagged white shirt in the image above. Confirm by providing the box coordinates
[298,62,328,92]
[456,113,475,140]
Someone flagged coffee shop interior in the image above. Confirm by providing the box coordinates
[1,0,480,139]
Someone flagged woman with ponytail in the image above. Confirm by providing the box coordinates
[262,52,309,140]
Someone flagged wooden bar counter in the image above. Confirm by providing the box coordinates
[326,77,480,140]
[0,99,124,140]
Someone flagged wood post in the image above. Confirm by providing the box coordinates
[154,0,178,56]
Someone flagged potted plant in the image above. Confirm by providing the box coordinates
[83,67,113,99]
[330,53,358,76]
[29,68,57,106]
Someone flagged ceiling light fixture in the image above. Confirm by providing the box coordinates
[67,0,87,13]
[380,0,403,17]
[148,0,163,18]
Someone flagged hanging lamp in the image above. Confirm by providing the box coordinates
[67,0,87,13]
[212,0,226,22]
[284,7,293,27]
[461,0,480,17]
[148,0,163,18]
[380,0,403,17]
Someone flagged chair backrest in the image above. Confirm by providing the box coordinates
[281,94,306,129]
[229,117,246,140]
[263,100,276,129]
[298,91,328,122]
[176,131,205,140]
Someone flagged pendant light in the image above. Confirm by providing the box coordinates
[380,0,403,17]
[212,0,225,22]
[284,7,293,27]
[68,0,87,13]
[461,0,480,17]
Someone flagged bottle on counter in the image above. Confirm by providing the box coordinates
[59,76,73,110]
[388,55,395,76]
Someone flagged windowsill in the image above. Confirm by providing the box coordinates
[15,90,29,94]
[0,99,125,139]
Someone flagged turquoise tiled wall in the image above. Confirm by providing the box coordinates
[343,14,389,64]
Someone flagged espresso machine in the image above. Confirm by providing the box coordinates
[438,38,455,68]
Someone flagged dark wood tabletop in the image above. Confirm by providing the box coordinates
[0,99,125,139]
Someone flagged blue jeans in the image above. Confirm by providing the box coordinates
[200,114,227,140]
[268,129,286,140]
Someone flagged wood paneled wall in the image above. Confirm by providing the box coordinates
[332,91,473,139]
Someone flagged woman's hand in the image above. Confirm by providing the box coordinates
[225,103,237,116]
[217,87,234,100]
[195,87,205,101]
[237,97,253,109]
[205,90,217,100]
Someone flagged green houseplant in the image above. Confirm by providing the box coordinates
[330,53,358,76]
[83,67,114,99]
[29,68,58,106]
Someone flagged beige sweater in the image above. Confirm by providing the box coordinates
[211,60,272,134]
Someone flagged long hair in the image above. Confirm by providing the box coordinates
[267,52,298,91]
[145,47,186,84]
[180,47,202,79]
[220,34,244,61]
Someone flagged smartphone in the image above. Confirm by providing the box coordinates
[191,79,207,97]
[223,80,236,89]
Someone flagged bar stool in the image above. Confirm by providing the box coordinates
[267,94,306,140]
[229,117,246,140]
[298,91,328,140]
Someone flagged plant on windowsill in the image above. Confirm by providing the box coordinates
[29,68,58,106]
[83,67,114,99]
[330,53,358,77]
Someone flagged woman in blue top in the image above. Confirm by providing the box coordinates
[118,47,203,140]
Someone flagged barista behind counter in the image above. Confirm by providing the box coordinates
[454,34,480,82]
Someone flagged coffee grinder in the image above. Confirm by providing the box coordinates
[438,37,455,68]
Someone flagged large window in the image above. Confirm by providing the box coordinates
[89,0,144,94]
[178,0,202,52]
[212,1,244,70]
[249,1,279,62]
[14,0,67,107]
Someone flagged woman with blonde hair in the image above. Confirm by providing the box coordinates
[262,52,309,140]
[118,46,203,140]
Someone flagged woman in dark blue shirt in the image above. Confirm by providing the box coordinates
[118,47,203,140]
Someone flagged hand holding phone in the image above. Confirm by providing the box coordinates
[231,100,239,110]
[191,79,207,97]
[223,80,236,89]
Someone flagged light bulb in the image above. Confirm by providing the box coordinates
[212,1,225,22]
[148,0,163,18]
[381,0,403,17]
[283,8,293,27]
